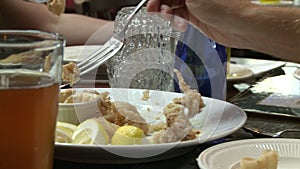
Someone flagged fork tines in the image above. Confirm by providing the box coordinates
[77,37,123,76]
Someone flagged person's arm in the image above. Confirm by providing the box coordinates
[0,0,113,46]
[147,0,300,63]
[236,5,300,63]
[188,2,300,63]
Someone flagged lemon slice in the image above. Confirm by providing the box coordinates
[55,121,77,143]
[72,118,109,145]
[111,125,146,145]
[56,121,77,137]
[55,127,73,143]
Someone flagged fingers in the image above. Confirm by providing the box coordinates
[147,0,189,32]
[147,0,162,12]
[147,0,186,12]
[170,14,188,32]
[160,4,172,14]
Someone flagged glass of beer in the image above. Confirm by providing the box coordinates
[0,30,64,169]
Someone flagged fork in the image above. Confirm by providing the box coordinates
[59,0,147,89]
[76,0,148,77]
[242,127,300,138]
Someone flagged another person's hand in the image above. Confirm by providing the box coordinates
[146,0,254,49]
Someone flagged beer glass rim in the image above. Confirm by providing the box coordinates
[0,29,65,48]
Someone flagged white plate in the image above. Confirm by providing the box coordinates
[294,68,300,80]
[197,138,300,169]
[227,63,254,82]
[55,88,247,164]
[63,45,103,62]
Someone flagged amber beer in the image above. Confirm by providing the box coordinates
[0,73,59,169]
[0,30,63,169]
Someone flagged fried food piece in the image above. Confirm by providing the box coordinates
[152,103,196,143]
[62,62,80,86]
[112,101,149,134]
[94,93,149,135]
[97,92,116,122]
[59,89,74,103]
[174,69,204,117]
[0,50,42,64]
[47,0,66,15]
[240,150,278,169]
[59,89,100,103]
[141,90,150,101]
[44,53,52,72]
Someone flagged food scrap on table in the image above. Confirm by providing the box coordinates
[141,90,150,101]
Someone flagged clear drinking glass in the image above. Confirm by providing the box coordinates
[106,7,181,91]
[0,30,64,169]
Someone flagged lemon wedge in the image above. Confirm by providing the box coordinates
[111,125,146,145]
[57,121,77,136]
[72,118,109,145]
[55,127,73,143]
[55,121,77,143]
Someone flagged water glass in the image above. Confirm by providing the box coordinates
[106,7,181,91]
[0,30,64,169]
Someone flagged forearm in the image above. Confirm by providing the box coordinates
[55,13,113,46]
[0,0,113,46]
[0,0,57,31]
[187,1,300,62]
[239,5,300,62]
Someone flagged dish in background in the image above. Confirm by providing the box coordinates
[227,63,254,82]
[293,68,300,80]
[55,88,247,164]
[63,45,103,63]
[197,138,300,169]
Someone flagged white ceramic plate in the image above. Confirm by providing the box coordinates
[63,45,103,62]
[294,68,300,80]
[197,138,300,169]
[227,63,254,82]
[55,88,247,164]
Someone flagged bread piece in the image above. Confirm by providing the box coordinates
[62,62,80,86]
[240,150,278,169]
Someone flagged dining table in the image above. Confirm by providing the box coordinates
[54,56,300,169]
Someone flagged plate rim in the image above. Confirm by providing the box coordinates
[293,68,300,80]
